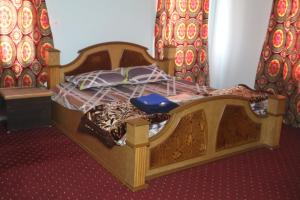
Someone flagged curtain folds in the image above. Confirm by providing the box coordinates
[155,0,210,85]
[0,0,53,88]
[255,0,300,127]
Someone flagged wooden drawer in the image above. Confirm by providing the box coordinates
[5,97,52,131]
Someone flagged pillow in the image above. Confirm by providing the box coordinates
[121,64,171,84]
[130,93,178,114]
[65,69,126,90]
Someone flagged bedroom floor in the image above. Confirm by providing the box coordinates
[0,124,299,200]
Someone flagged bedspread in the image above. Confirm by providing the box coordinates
[52,80,269,147]
[52,78,211,113]
[52,79,213,147]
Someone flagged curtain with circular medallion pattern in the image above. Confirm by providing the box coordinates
[255,0,300,127]
[0,0,53,88]
[155,0,210,85]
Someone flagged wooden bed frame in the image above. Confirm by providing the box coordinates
[46,41,286,191]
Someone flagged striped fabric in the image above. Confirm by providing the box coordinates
[52,78,211,113]
[121,64,171,84]
[64,65,171,91]
[65,69,125,90]
[52,81,269,146]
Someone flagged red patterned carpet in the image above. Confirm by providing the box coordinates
[0,125,299,200]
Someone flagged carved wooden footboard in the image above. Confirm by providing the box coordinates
[150,109,208,169]
[146,95,285,179]
[47,42,286,191]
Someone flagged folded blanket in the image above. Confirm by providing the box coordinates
[78,101,170,148]
[130,93,178,114]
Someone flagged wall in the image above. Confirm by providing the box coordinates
[209,0,273,88]
[46,0,156,64]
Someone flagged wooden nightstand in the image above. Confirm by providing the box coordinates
[0,87,53,131]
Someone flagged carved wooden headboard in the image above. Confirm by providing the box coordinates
[46,41,176,89]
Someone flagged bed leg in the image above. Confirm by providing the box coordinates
[262,115,283,149]
[125,119,150,191]
[262,95,286,149]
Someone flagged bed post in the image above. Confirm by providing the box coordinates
[261,95,286,149]
[125,118,150,191]
[46,48,61,89]
[163,46,176,76]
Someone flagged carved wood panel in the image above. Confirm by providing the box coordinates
[119,50,151,67]
[150,110,207,169]
[65,51,112,76]
[216,105,261,150]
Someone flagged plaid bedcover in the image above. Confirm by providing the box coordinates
[52,80,268,147]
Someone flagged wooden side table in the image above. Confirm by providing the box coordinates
[0,87,53,131]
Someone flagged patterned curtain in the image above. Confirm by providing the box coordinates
[0,0,53,88]
[155,0,210,85]
[255,0,300,127]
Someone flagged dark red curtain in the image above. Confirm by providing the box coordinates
[255,0,300,127]
[0,0,53,88]
[155,0,210,85]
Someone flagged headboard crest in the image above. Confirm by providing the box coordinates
[46,41,176,88]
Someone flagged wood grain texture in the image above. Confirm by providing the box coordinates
[65,51,111,76]
[46,48,62,89]
[0,87,52,100]
[216,105,261,150]
[268,95,286,116]
[119,50,152,67]
[150,110,207,169]
[261,95,286,149]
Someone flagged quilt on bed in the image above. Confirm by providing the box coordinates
[52,79,213,147]
[52,80,269,147]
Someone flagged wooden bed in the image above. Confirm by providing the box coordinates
[46,41,286,191]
